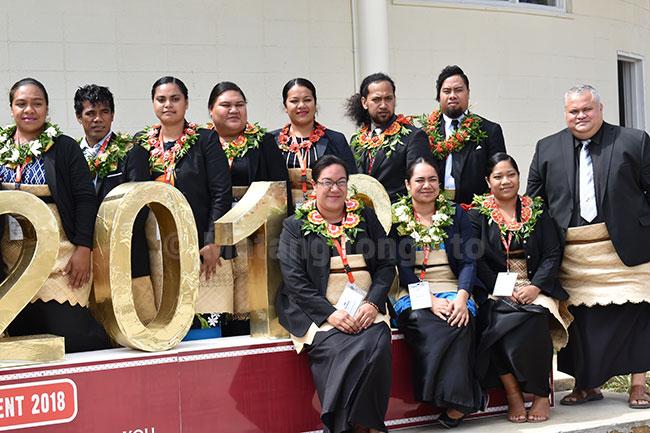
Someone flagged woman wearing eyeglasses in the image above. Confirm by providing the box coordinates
[276,155,394,433]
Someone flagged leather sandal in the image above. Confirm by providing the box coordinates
[560,388,604,406]
[629,385,650,409]
[437,410,465,429]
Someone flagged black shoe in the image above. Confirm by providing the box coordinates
[437,411,465,429]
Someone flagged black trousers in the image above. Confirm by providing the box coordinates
[7,300,111,353]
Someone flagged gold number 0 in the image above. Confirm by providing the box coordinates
[92,182,200,352]
[0,190,64,363]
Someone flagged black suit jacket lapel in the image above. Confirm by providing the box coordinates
[247,147,260,182]
[598,123,615,210]
[561,130,575,197]
[370,147,387,176]
[43,144,57,196]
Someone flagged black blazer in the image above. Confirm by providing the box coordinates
[93,134,151,277]
[141,127,233,252]
[230,132,289,186]
[357,117,431,202]
[468,202,567,304]
[436,115,506,205]
[276,207,396,337]
[527,122,650,266]
[43,134,98,249]
[270,126,358,175]
[390,204,478,294]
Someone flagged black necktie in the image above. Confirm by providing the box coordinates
[451,119,459,131]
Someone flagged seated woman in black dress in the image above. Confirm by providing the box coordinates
[276,155,394,433]
[272,78,357,205]
[207,81,289,335]
[2,78,109,352]
[137,76,233,326]
[469,153,570,423]
[390,156,483,428]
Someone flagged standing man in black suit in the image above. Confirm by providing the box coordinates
[422,65,505,205]
[527,84,650,408]
[75,84,156,324]
[346,72,430,202]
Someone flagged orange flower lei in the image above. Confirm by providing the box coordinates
[295,198,364,246]
[471,194,543,241]
[416,110,488,159]
[277,122,327,153]
[139,122,199,184]
[207,122,266,166]
[350,114,412,162]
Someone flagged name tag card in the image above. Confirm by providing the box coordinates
[408,281,433,310]
[8,216,24,241]
[335,282,367,316]
[493,272,518,297]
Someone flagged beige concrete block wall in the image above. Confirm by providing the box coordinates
[0,0,648,188]
[389,0,650,186]
[0,0,355,139]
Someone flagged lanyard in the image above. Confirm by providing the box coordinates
[332,234,355,284]
[14,156,32,185]
[420,245,430,281]
[292,136,312,198]
[367,152,375,174]
[95,133,112,156]
[500,231,513,273]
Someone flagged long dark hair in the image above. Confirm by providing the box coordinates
[282,78,317,106]
[405,155,440,181]
[486,152,519,177]
[345,72,395,127]
[312,155,349,181]
[10,78,49,106]
[151,76,189,100]
[208,81,246,109]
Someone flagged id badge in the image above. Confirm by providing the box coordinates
[8,216,24,241]
[493,272,518,297]
[408,281,432,310]
[335,282,367,316]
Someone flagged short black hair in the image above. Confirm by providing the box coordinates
[151,76,189,100]
[74,84,115,116]
[406,155,440,181]
[486,152,519,177]
[435,65,469,102]
[345,72,396,126]
[10,78,49,106]
[312,155,349,182]
[208,81,246,109]
[282,78,317,106]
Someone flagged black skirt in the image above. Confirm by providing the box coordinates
[397,308,484,414]
[558,302,650,389]
[307,323,391,433]
[476,298,553,396]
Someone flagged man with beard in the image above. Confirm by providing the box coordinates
[527,84,650,409]
[423,65,505,205]
[346,72,430,202]
[75,84,157,324]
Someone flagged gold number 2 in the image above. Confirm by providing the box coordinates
[0,190,64,363]
[92,182,200,352]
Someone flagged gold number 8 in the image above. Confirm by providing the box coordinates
[0,190,64,363]
[92,182,200,352]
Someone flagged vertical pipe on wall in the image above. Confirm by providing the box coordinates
[352,0,390,82]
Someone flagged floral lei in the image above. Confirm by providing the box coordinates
[138,122,199,180]
[85,132,133,178]
[295,197,364,246]
[208,122,266,165]
[416,109,487,159]
[350,114,412,161]
[471,194,543,241]
[277,122,326,152]
[0,122,61,169]
[392,194,455,249]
